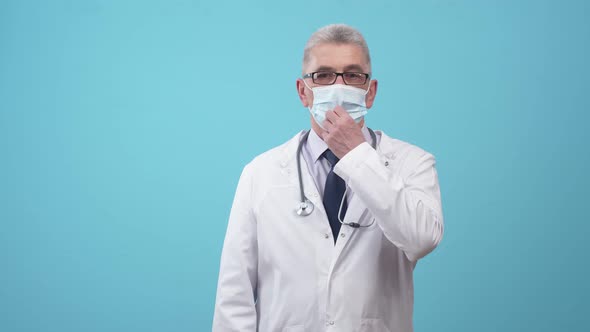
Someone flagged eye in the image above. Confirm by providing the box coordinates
[344,73,363,79]
[315,72,333,80]
[343,72,367,84]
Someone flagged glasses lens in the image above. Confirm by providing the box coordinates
[313,72,336,85]
[343,73,367,85]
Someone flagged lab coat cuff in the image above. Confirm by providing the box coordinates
[334,142,374,180]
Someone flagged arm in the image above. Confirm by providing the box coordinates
[212,164,258,332]
[334,142,444,262]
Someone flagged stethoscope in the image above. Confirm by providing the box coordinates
[295,128,378,228]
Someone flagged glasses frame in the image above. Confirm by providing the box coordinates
[302,71,371,85]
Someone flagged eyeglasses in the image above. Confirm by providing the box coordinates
[302,71,370,85]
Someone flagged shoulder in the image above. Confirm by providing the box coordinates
[242,131,304,175]
[376,130,436,166]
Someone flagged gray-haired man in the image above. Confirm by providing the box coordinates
[213,24,444,332]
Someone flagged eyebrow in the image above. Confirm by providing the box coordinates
[315,65,337,72]
[343,64,365,72]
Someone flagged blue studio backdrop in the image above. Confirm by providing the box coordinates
[1,0,589,331]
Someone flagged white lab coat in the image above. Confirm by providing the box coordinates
[213,130,444,332]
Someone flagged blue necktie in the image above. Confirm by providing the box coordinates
[322,149,347,243]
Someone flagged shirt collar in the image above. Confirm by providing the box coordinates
[307,125,372,163]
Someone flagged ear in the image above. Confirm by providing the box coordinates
[296,79,311,107]
[365,79,378,109]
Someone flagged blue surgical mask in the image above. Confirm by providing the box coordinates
[304,82,370,129]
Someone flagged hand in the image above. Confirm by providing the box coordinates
[320,106,366,159]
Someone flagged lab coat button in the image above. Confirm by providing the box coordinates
[384,161,389,166]
[340,233,346,238]
[324,233,330,239]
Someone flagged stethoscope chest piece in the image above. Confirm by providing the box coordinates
[296,199,314,216]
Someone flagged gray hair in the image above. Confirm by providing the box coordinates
[302,24,371,72]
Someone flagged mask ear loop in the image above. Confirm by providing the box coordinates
[302,79,316,111]
[303,80,312,109]
[363,79,372,95]
[302,78,313,91]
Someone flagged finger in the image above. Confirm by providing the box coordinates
[324,111,337,124]
[332,106,345,117]
[319,126,332,141]
[334,107,352,120]
[325,110,338,123]
[323,119,334,132]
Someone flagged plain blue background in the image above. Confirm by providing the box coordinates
[1,0,589,331]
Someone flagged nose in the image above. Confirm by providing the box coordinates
[334,74,346,85]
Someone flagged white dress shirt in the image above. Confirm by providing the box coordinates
[301,126,379,200]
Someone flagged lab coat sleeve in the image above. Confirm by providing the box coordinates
[212,163,258,332]
[334,142,444,262]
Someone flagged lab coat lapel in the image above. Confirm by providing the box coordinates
[299,160,326,217]
[279,131,326,217]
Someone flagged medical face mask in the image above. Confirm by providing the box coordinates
[304,82,370,129]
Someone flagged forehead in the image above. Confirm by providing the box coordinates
[306,43,370,72]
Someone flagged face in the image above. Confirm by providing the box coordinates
[296,43,378,128]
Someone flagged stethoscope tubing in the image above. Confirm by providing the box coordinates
[295,128,377,228]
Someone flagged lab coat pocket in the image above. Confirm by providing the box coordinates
[359,318,392,332]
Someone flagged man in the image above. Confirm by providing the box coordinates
[213,24,444,332]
